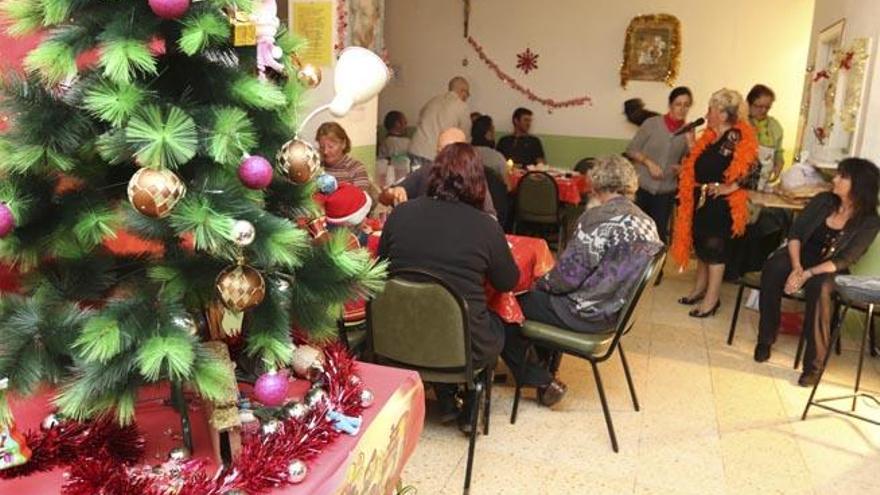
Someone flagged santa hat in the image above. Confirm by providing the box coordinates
[321,183,372,226]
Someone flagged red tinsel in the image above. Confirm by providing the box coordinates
[9,343,366,494]
[467,36,592,110]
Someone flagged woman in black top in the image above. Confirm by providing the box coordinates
[378,143,519,427]
[755,158,880,386]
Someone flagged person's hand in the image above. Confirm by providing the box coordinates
[646,161,664,180]
[379,186,408,206]
[784,268,809,295]
[709,183,738,197]
[685,130,697,148]
[668,164,682,177]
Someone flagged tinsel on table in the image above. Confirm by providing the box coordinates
[2,344,368,494]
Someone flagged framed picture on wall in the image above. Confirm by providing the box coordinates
[346,0,384,54]
[619,14,681,88]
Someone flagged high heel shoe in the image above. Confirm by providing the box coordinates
[689,301,720,318]
[678,293,705,305]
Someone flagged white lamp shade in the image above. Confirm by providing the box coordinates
[329,47,390,117]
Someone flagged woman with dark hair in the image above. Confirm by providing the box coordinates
[626,86,694,243]
[378,143,518,429]
[755,158,880,386]
[471,115,508,178]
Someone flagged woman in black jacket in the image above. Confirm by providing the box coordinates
[755,158,880,386]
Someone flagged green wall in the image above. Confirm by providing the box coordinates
[533,134,630,169]
[350,144,377,178]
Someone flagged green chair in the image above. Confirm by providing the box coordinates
[366,269,492,495]
[509,248,667,453]
[513,171,565,250]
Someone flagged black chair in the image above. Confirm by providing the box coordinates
[509,247,667,452]
[802,275,880,425]
[484,166,511,228]
[727,271,841,368]
[366,269,492,495]
[513,171,564,250]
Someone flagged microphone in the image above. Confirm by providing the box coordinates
[674,118,705,136]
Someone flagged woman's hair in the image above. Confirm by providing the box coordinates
[315,122,352,154]
[838,157,880,219]
[427,143,487,209]
[471,115,495,147]
[668,86,693,105]
[709,88,748,124]
[588,155,639,196]
[747,84,776,105]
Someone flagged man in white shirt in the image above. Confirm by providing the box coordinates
[407,77,472,168]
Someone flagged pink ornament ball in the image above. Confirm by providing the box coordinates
[148,0,190,20]
[254,370,290,407]
[238,155,274,189]
[0,203,14,238]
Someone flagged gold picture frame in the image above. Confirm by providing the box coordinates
[620,14,681,88]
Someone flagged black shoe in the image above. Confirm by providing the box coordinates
[434,385,461,424]
[457,394,477,435]
[754,343,771,363]
[689,301,720,318]
[678,293,705,305]
[536,380,567,407]
[798,371,822,387]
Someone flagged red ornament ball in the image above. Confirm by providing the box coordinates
[254,370,290,407]
[238,155,274,189]
[0,203,14,238]
[148,0,190,20]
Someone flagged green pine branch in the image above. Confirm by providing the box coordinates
[83,80,151,127]
[205,106,258,167]
[179,9,231,56]
[126,105,198,169]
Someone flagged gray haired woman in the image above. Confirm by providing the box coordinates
[501,155,664,406]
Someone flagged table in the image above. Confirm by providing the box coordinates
[508,169,591,205]
[487,235,556,324]
[748,190,808,211]
[2,363,425,494]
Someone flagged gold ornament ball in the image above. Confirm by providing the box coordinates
[127,168,186,218]
[296,64,322,89]
[291,345,325,378]
[216,264,266,312]
[276,138,321,184]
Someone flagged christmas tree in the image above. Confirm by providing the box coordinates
[0,0,385,428]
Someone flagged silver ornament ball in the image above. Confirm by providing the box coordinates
[231,220,256,246]
[41,413,61,431]
[348,374,361,386]
[287,459,308,484]
[284,401,310,421]
[275,278,290,292]
[304,387,327,408]
[168,446,191,462]
[360,388,375,408]
[172,314,198,336]
[261,419,282,436]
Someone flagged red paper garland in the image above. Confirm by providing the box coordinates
[467,36,592,111]
[2,344,368,495]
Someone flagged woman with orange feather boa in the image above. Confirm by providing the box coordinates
[671,89,758,317]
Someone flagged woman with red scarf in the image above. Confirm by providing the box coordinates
[672,88,758,317]
[626,87,694,243]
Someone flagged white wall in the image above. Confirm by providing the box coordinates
[381,0,814,153]
[288,0,378,156]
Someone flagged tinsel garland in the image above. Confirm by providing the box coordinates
[3,344,366,495]
[466,36,592,111]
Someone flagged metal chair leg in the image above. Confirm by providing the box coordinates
[618,344,640,412]
[590,361,619,453]
[463,382,483,494]
[870,311,877,357]
[727,284,745,345]
[510,345,532,425]
[483,369,492,436]
[852,303,874,412]
[802,310,847,421]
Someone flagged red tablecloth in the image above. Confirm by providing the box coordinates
[488,235,556,324]
[509,170,591,205]
[2,363,425,494]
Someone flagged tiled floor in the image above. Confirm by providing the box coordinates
[400,265,880,495]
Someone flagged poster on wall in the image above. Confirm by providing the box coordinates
[346,0,384,54]
[619,14,681,88]
[291,1,334,66]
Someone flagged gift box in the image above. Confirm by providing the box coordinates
[227,9,256,47]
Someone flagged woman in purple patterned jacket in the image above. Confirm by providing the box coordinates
[502,155,663,406]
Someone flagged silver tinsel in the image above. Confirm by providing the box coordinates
[261,419,282,436]
[304,387,327,408]
[284,401,310,421]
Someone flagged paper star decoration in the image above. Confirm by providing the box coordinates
[516,48,539,74]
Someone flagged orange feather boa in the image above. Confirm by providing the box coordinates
[670,121,758,269]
